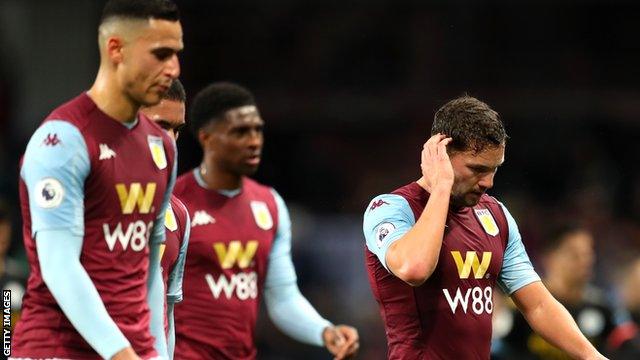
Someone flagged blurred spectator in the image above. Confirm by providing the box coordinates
[492,224,640,359]
[620,258,640,325]
[0,200,26,327]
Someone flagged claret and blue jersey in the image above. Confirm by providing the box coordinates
[12,93,176,359]
[172,169,332,359]
[363,182,540,359]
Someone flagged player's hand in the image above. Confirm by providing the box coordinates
[585,354,608,360]
[420,133,454,192]
[323,325,359,360]
[111,347,141,360]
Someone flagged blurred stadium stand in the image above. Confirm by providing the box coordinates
[1,0,639,358]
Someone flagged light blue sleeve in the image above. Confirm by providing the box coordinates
[497,202,541,295]
[263,190,332,347]
[167,303,176,360]
[362,194,415,271]
[23,122,130,358]
[148,242,168,358]
[167,209,190,304]
[21,120,89,236]
[37,231,131,358]
[148,143,177,358]
[166,205,189,360]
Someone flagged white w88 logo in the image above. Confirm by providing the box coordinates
[205,271,258,300]
[443,286,493,315]
[103,220,153,252]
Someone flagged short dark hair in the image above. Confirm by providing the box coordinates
[163,79,186,102]
[101,0,179,24]
[189,82,256,136]
[431,95,507,154]
[540,223,588,255]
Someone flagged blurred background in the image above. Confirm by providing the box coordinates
[1,0,640,358]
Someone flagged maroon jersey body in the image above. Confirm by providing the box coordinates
[173,171,279,359]
[13,93,175,359]
[366,182,509,359]
[161,195,189,290]
[161,195,189,332]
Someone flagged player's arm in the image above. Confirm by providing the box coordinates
[512,283,605,360]
[165,205,190,359]
[377,134,453,286]
[264,190,359,360]
[23,121,137,360]
[497,203,605,360]
[147,148,178,359]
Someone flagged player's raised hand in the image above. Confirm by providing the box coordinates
[323,325,359,360]
[585,354,608,360]
[420,133,454,192]
[111,347,141,360]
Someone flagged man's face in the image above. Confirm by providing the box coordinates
[141,99,185,141]
[204,105,264,176]
[622,260,640,311]
[117,19,183,107]
[547,231,595,285]
[449,145,505,207]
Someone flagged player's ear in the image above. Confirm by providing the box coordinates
[198,128,211,149]
[106,36,125,65]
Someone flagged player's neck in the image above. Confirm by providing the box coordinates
[88,70,139,123]
[199,162,242,191]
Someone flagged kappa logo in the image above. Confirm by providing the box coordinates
[99,144,116,160]
[191,210,215,227]
[42,133,61,146]
[370,199,389,211]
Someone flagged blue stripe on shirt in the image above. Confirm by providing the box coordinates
[21,120,89,236]
[23,121,129,358]
[362,194,415,271]
[263,189,332,346]
[497,202,541,294]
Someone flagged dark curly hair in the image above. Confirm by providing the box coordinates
[163,79,186,102]
[431,95,507,154]
[189,82,256,136]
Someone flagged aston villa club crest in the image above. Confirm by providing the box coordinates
[474,209,499,236]
[165,203,178,232]
[159,244,167,261]
[148,135,167,170]
[250,201,273,230]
